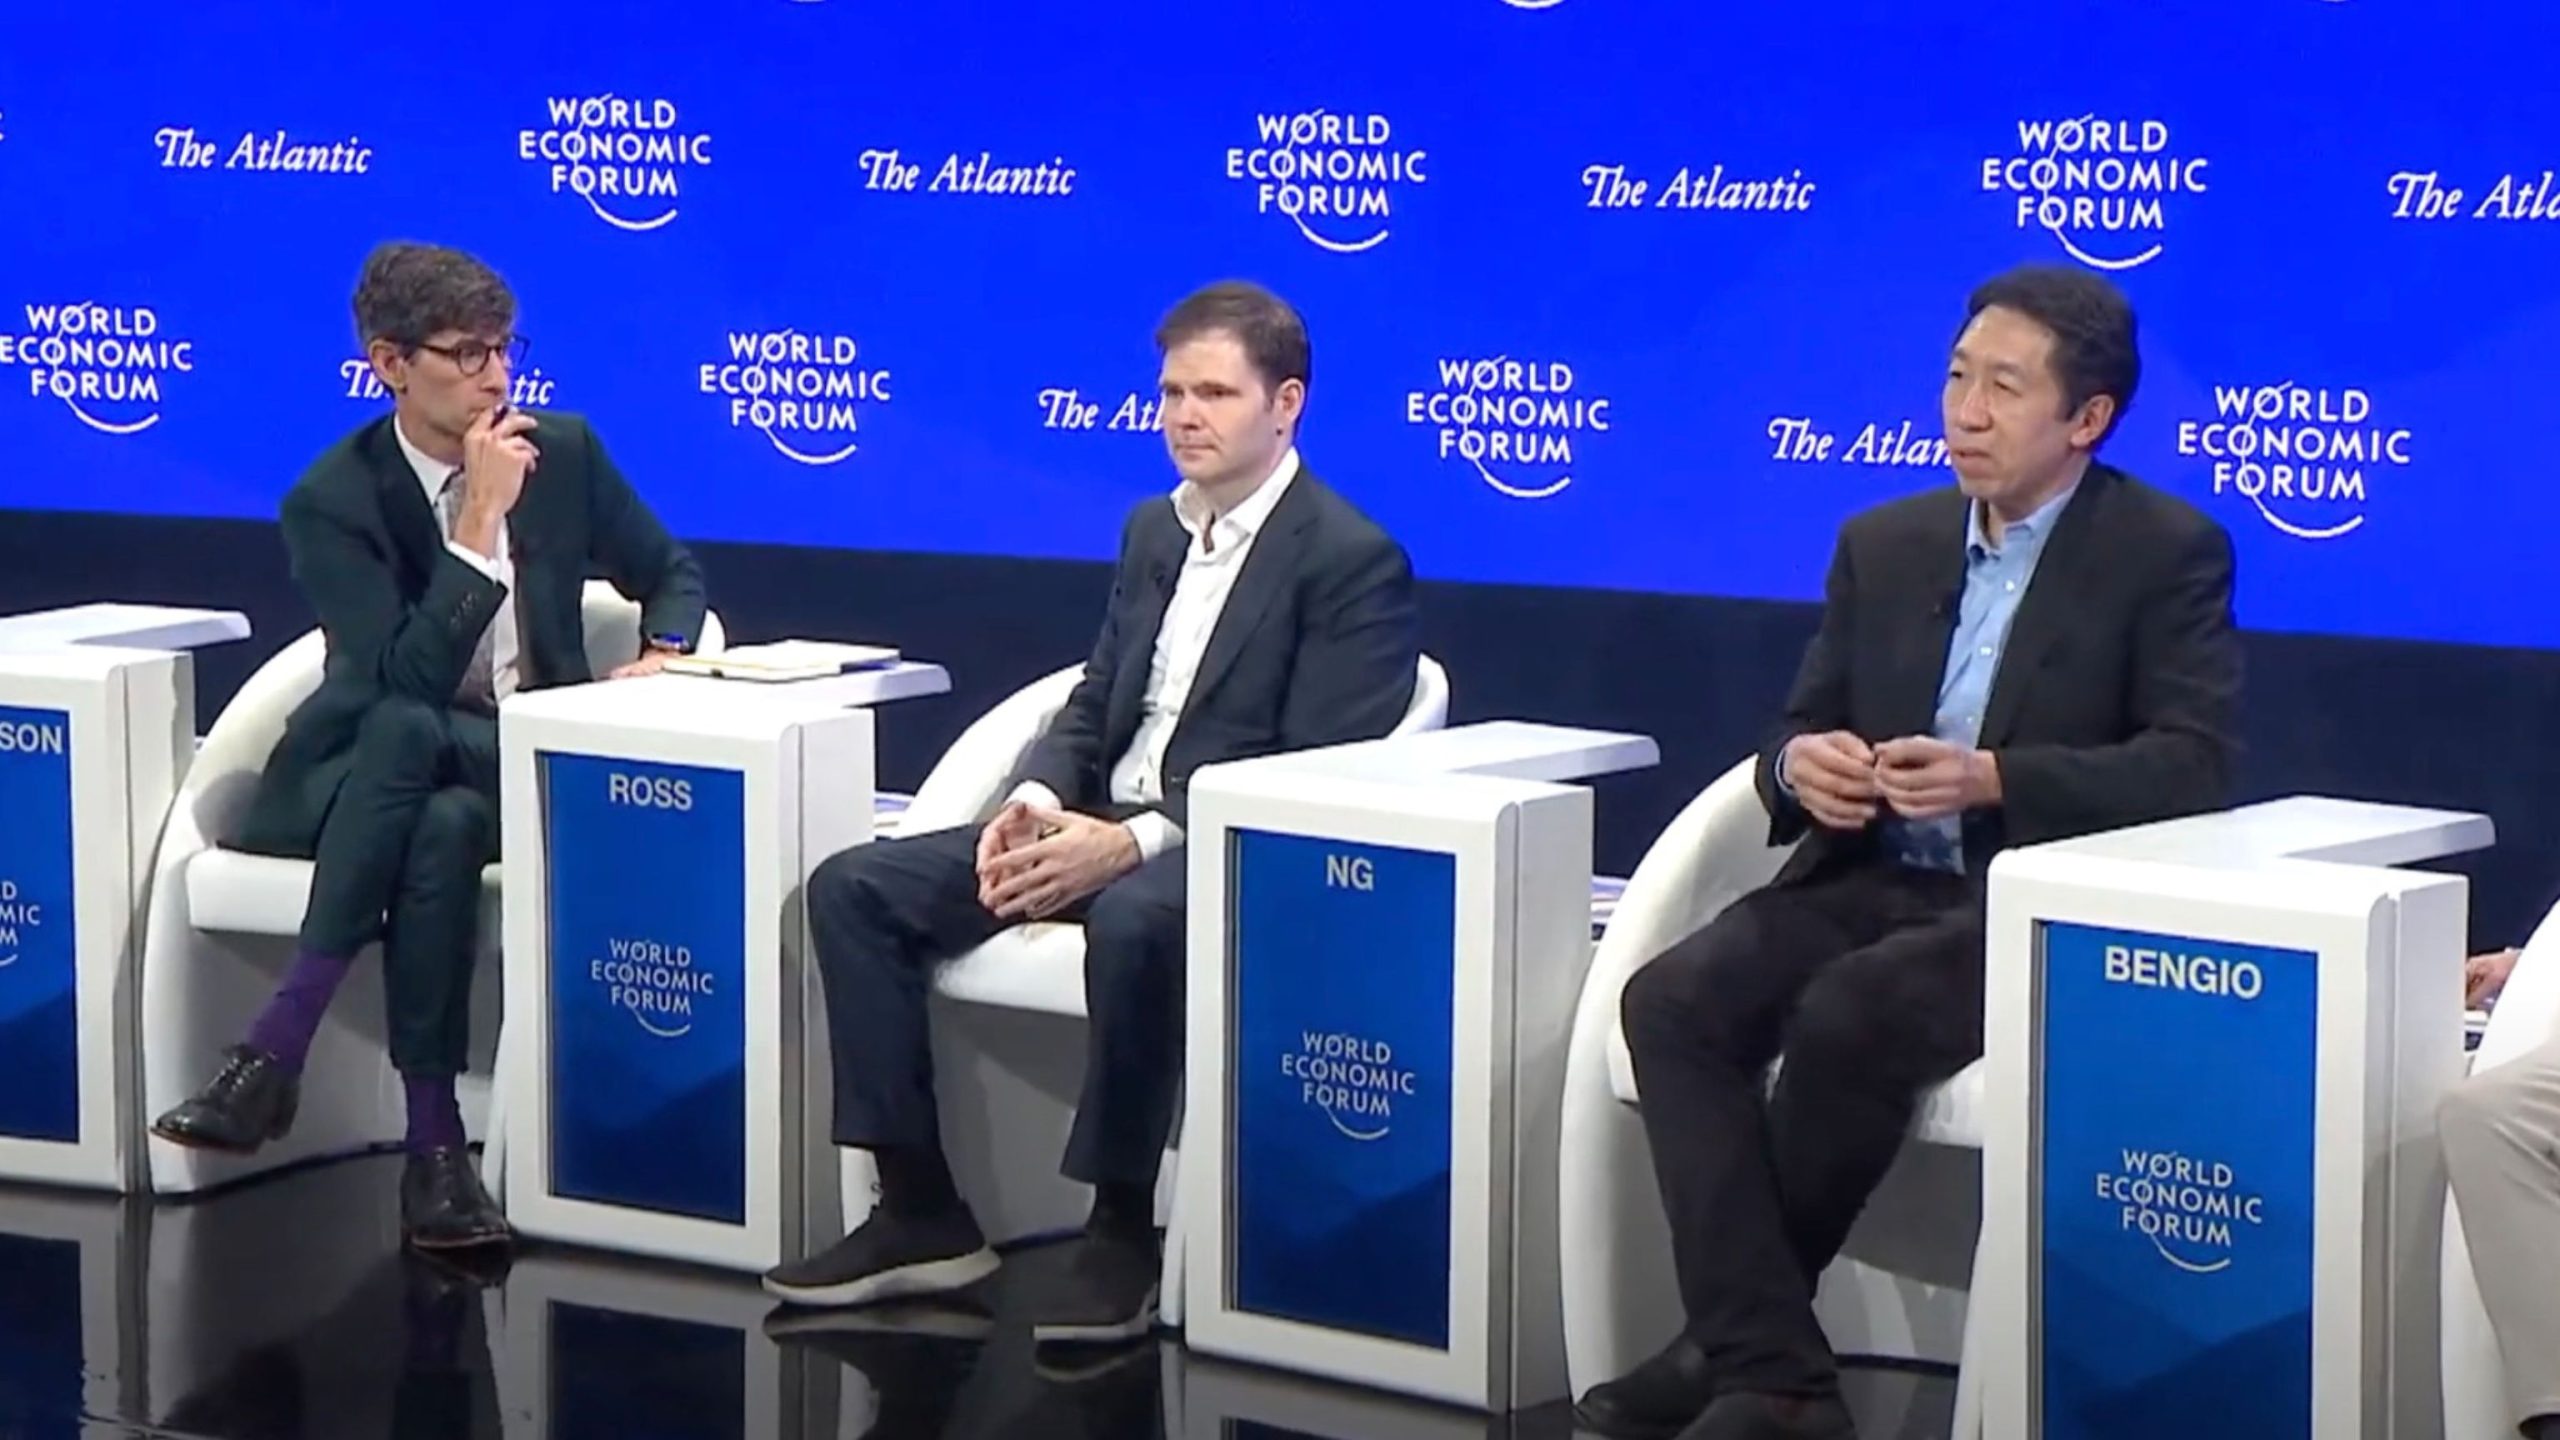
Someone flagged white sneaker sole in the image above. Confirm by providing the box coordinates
[1029,1284,1160,1344]
[762,1245,1000,1309]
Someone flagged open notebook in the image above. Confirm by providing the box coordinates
[662,639,901,682]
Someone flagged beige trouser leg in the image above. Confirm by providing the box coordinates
[2442,1033,2560,1434]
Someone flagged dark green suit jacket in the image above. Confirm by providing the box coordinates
[236,410,708,854]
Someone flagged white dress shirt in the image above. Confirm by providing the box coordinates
[395,418,520,704]
[1010,447,1300,862]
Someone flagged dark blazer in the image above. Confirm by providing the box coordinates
[237,410,707,851]
[1754,462,2240,884]
[1014,464,1421,831]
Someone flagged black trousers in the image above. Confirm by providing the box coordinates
[1619,860,1984,1397]
[276,696,499,1077]
[807,820,1187,1189]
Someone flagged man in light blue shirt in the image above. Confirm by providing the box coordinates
[1874,479,2078,874]
[1582,266,2240,1440]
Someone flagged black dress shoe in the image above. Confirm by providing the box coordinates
[1576,1335,1723,1439]
[401,1147,513,1252]
[151,1044,299,1153]
[1675,1391,1855,1440]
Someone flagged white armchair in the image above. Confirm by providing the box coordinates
[841,655,1450,1325]
[138,582,724,1195]
[1557,756,1987,1436]
[2442,901,2560,1439]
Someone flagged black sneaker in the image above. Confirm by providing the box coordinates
[762,1210,999,1309]
[1026,1231,1160,1345]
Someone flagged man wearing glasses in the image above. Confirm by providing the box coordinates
[151,241,706,1252]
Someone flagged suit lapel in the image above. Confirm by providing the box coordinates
[1979,472,2108,746]
[369,421,446,579]
[1104,506,1186,741]
[1186,475,1314,711]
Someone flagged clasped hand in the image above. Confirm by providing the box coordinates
[1783,731,1992,830]
[974,801,1140,920]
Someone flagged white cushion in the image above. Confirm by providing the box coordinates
[187,847,503,950]
[1608,1050,1985,1152]
[932,924,1091,1017]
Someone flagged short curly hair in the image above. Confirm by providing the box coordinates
[351,241,515,351]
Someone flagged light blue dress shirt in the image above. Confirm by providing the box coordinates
[1883,482,2078,873]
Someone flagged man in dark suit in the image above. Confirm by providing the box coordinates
[1577,266,2240,1440]
[762,281,1421,1347]
[151,242,707,1251]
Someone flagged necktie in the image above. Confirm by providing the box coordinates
[438,471,498,706]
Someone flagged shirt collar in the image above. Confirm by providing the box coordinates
[1172,445,1299,550]
[1967,477,2079,559]
[393,415,461,502]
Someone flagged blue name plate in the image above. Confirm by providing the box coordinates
[2037,921,2318,1437]
[1229,829,1457,1350]
[0,707,77,1144]
[544,753,748,1224]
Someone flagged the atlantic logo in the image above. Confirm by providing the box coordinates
[1405,357,1612,500]
[2095,1148,2266,1274]
[2175,384,2409,541]
[856,146,1075,198]
[2387,168,2560,222]
[1765,415,1948,470]
[517,95,712,232]
[2,304,195,435]
[587,937,711,1039]
[1579,162,1816,213]
[154,124,372,175]
[1036,385,1161,433]
[1225,110,1427,253]
[1981,117,2210,270]
[341,357,556,408]
[698,329,891,466]
[1281,1031,1418,1141]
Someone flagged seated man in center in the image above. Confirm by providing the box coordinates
[1579,265,2241,1440]
[763,280,1423,1343]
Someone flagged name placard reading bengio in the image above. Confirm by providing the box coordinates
[543,753,747,1224]
[1228,828,1456,1350]
[0,706,76,1144]
[2036,920,2317,1439]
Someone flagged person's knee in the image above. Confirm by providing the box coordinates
[806,842,914,974]
[1620,926,1745,1058]
[407,788,493,871]
[355,694,443,766]
[2440,1069,2528,1171]
[1781,969,1906,1081]
[1083,883,1182,994]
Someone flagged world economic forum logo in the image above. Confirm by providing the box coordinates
[1980,116,2210,270]
[587,938,712,1039]
[2175,382,2410,541]
[697,329,891,466]
[2,303,195,435]
[517,95,713,232]
[1405,356,1612,500]
[0,877,43,971]
[2096,1147,2267,1274]
[1225,110,1428,253]
[1282,1031,1418,1141]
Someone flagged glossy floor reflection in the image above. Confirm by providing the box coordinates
[0,1153,1954,1439]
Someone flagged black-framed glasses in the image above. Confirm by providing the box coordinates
[414,334,529,376]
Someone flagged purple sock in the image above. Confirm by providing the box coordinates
[404,1075,465,1154]
[241,949,356,1073]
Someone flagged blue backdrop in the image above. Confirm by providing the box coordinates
[0,0,2551,646]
